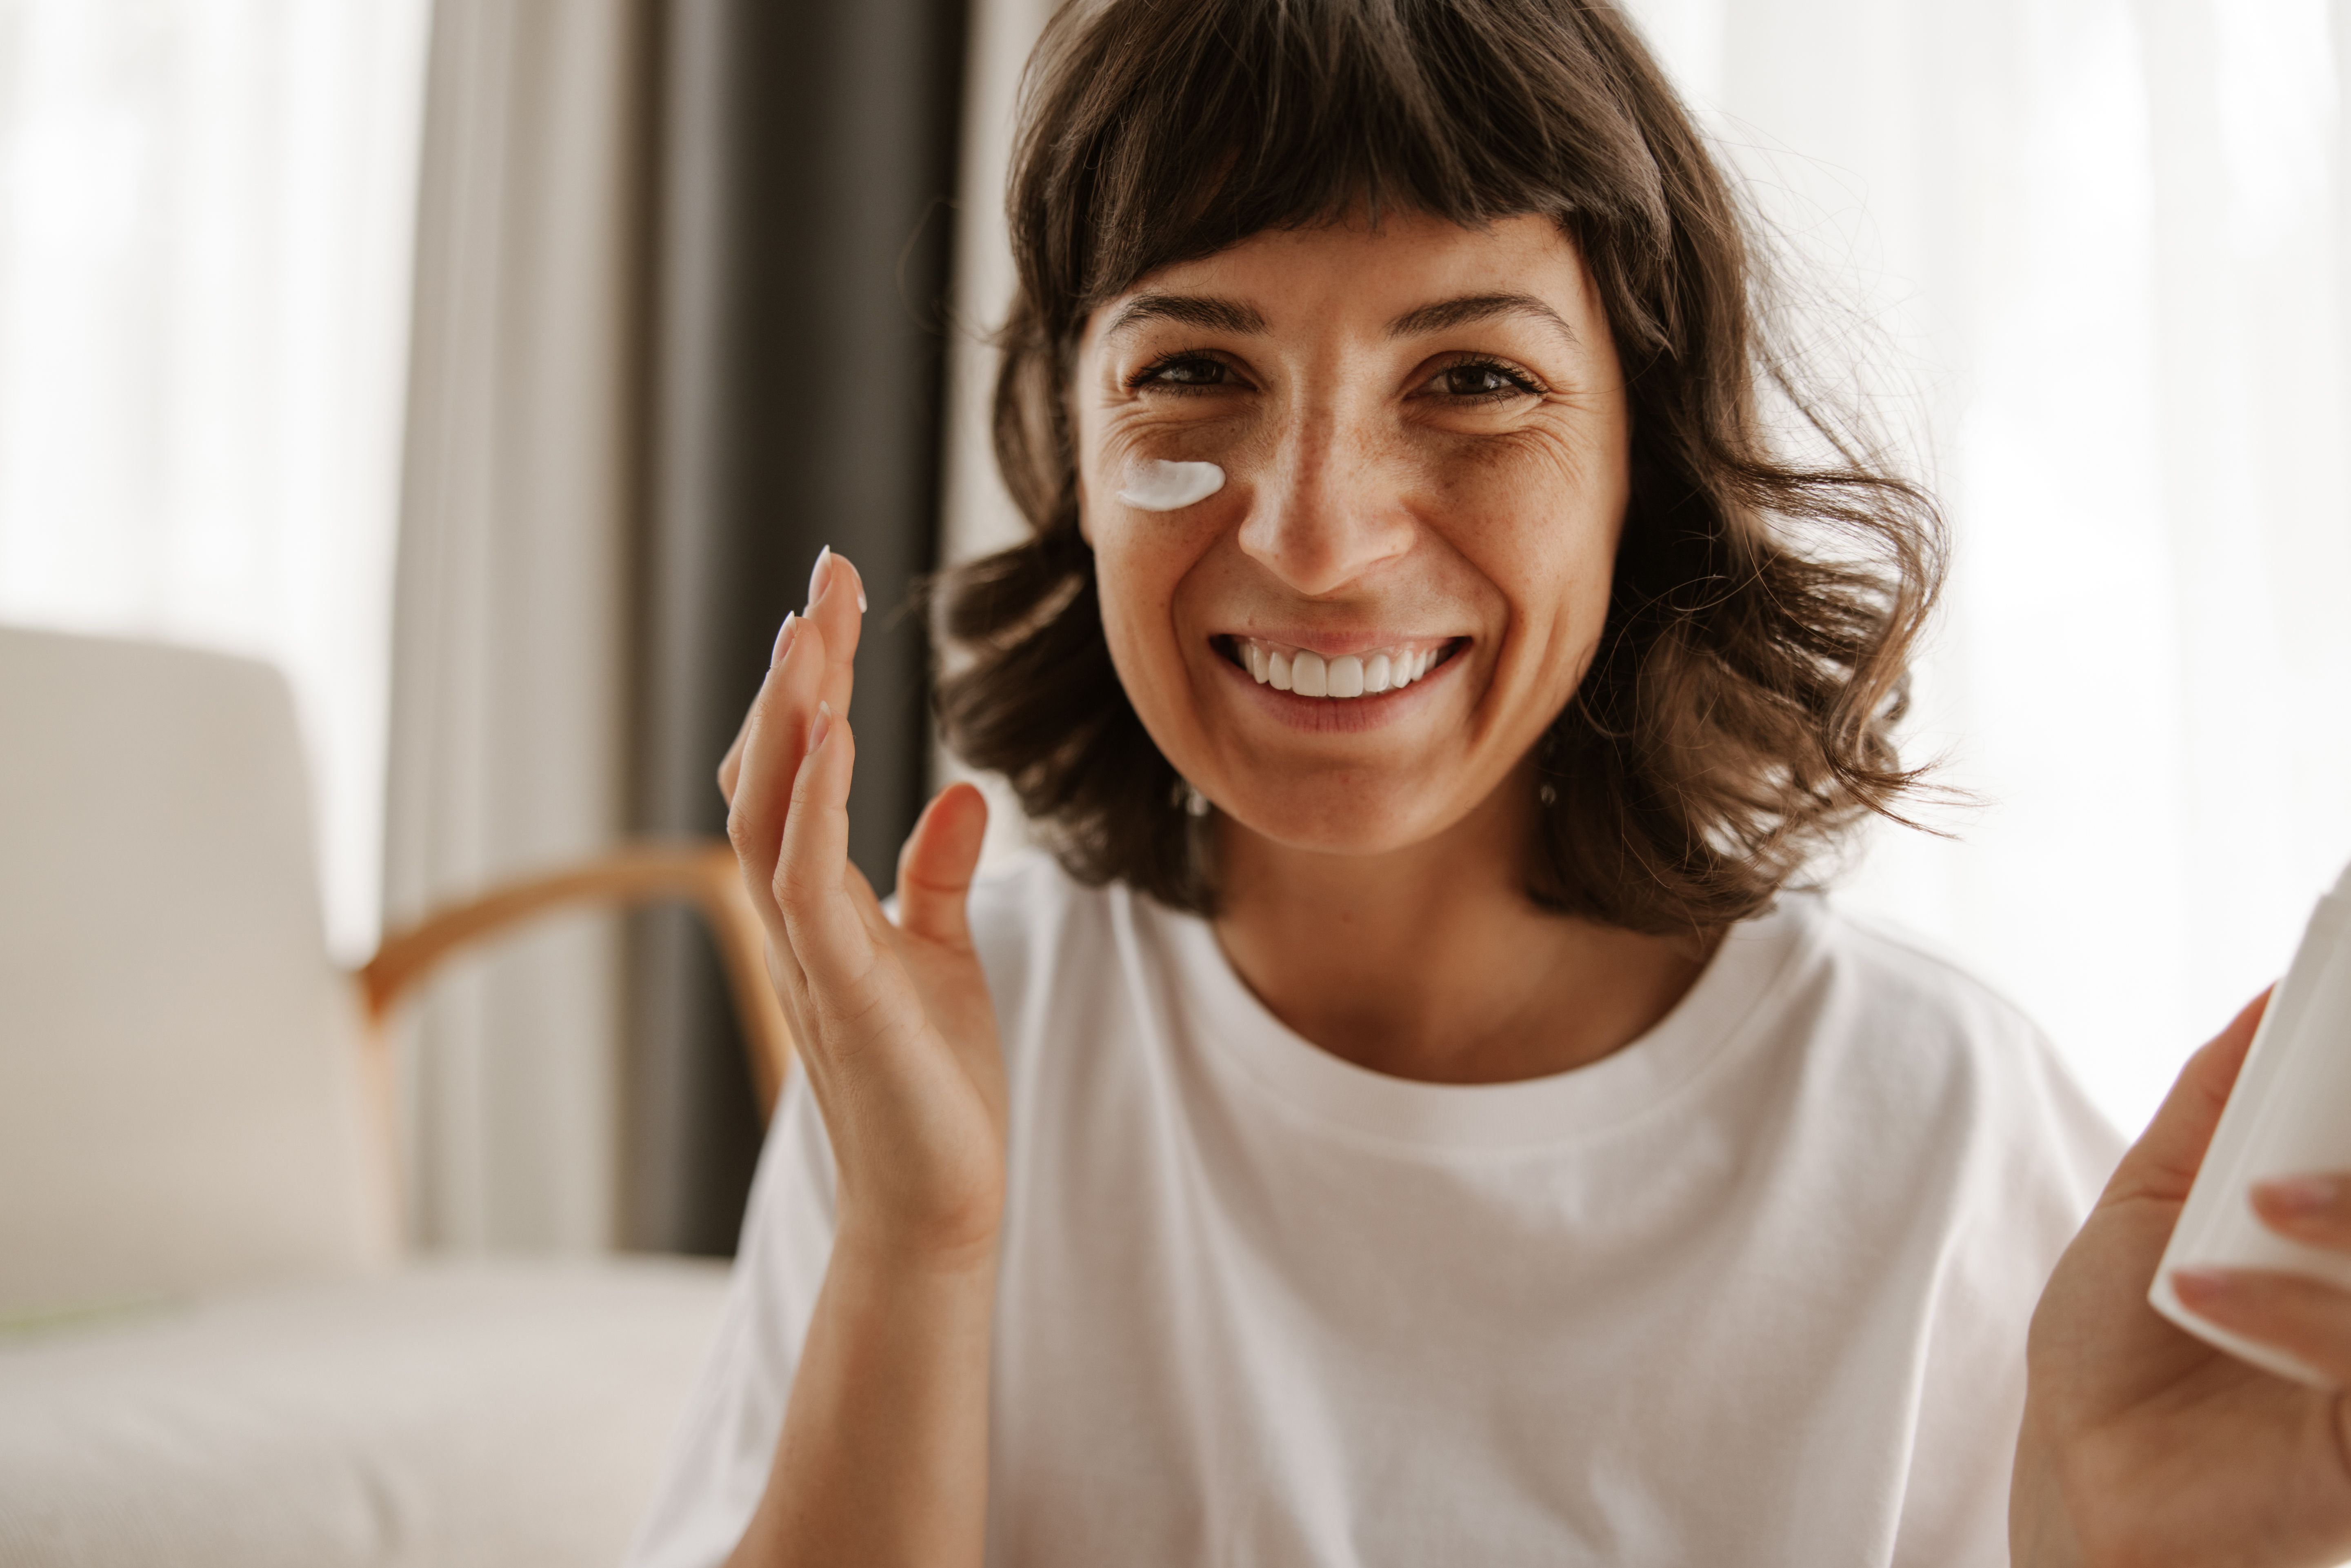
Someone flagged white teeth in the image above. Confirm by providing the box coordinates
[1233,637,1450,700]
[1291,650,1329,697]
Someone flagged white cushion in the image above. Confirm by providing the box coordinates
[0,1258,729,1567]
[0,626,389,1320]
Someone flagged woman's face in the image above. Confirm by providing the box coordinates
[1073,210,1629,858]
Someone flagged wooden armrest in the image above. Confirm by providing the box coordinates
[360,840,791,1116]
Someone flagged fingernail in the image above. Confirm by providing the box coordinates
[2257,1175,2342,1215]
[2171,1267,2239,1304]
[807,700,833,752]
[807,544,833,610]
[771,611,798,665]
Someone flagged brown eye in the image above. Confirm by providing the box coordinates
[1433,360,1539,400]
[1134,355,1233,392]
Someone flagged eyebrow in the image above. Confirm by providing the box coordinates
[1100,293,1268,340]
[1387,292,1580,346]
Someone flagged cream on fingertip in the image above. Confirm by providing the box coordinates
[1116,459,1224,511]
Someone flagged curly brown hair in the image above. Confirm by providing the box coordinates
[934,0,1944,933]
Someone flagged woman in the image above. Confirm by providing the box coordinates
[633,2,2351,1564]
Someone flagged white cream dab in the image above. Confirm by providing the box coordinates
[1116,459,1224,511]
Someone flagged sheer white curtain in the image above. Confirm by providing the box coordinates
[0,0,431,961]
[943,0,2351,1135]
[0,0,643,1250]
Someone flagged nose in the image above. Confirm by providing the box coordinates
[1235,404,1413,597]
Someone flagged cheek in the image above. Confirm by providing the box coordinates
[1418,436,1624,727]
[1087,509,1221,706]
[1430,433,1624,610]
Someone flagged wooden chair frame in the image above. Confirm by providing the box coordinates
[351,840,792,1219]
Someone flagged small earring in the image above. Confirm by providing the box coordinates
[1172,779,1211,817]
[1537,782,1558,807]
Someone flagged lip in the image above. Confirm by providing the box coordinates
[1210,634,1467,732]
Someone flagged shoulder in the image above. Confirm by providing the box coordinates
[1780,893,2050,1061]
[1767,892,2124,1209]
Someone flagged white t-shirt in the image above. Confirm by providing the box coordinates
[629,854,2121,1568]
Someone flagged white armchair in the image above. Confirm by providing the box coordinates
[0,624,785,1567]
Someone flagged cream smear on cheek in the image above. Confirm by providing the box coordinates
[1116,459,1224,511]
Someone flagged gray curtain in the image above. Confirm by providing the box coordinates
[625,0,968,1254]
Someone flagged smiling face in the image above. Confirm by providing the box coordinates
[1072,209,1631,860]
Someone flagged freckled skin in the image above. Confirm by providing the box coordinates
[1073,211,1630,857]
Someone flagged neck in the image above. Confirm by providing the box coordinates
[1211,775,1716,1084]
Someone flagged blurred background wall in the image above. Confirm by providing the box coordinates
[1,0,2346,1259]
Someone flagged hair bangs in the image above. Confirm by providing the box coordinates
[1022,0,1676,346]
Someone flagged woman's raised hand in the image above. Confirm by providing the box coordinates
[2013,994,2351,1567]
[718,553,1003,1565]
[721,548,1005,1263]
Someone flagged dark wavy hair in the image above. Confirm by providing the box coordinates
[933,0,1944,933]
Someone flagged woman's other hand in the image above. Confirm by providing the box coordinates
[2013,993,2351,1567]
[722,547,1006,1264]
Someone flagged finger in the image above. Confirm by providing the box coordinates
[2171,1266,2351,1386]
[773,702,879,1002]
[730,549,859,828]
[804,546,867,724]
[727,615,830,928]
[2252,1174,2351,1253]
[2102,990,2271,1208]
[717,613,800,805]
[895,782,990,953]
